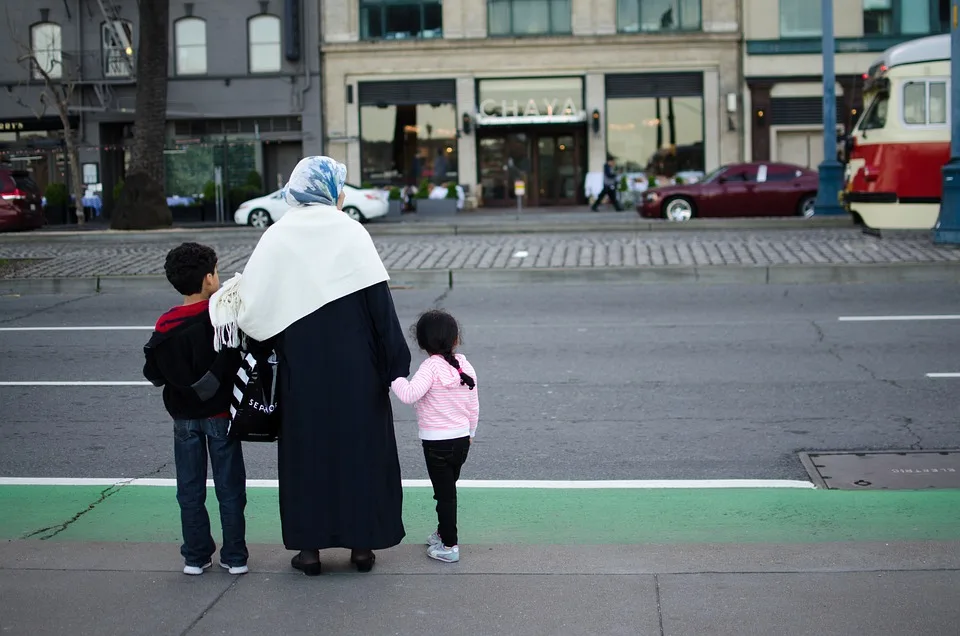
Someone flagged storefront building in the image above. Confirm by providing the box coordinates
[322,0,741,207]
[743,0,949,167]
[0,0,322,220]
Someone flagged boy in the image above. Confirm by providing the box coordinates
[143,242,248,576]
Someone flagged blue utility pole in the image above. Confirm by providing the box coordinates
[934,1,960,243]
[814,0,845,216]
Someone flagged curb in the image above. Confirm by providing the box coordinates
[0,217,856,241]
[2,262,958,295]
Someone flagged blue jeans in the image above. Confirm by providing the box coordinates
[173,417,248,567]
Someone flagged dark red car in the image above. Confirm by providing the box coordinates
[638,162,819,222]
[0,167,44,232]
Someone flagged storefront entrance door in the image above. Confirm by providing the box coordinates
[478,128,584,207]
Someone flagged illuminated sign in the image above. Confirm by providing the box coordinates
[0,122,26,131]
[479,98,580,118]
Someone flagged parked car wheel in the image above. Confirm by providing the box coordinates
[798,195,816,218]
[249,209,272,228]
[663,196,695,222]
[343,205,366,223]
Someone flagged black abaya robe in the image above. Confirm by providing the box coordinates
[274,281,411,550]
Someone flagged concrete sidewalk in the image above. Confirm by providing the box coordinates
[36,209,857,238]
[2,226,960,293]
[2,540,957,635]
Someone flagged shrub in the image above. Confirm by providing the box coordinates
[445,184,458,199]
[388,186,402,201]
[45,183,70,207]
[244,171,263,191]
[415,178,431,199]
[229,185,261,210]
[202,180,216,201]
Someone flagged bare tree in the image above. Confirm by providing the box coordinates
[111,0,172,230]
[5,12,85,225]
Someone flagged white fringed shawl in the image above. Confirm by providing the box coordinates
[209,204,389,350]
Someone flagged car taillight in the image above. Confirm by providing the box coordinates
[1,188,25,201]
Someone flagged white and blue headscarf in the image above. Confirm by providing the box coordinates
[282,156,348,208]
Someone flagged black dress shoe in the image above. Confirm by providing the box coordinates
[291,551,322,576]
[350,549,375,573]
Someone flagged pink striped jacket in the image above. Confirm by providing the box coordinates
[390,354,479,441]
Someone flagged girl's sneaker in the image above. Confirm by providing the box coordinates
[427,544,460,563]
[427,531,442,547]
[183,562,212,575]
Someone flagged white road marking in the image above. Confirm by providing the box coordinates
[926,373,960,378]
[0,477,815,489]
[838,315,960,322]
[0,326,152,332]
[0,381,152,386]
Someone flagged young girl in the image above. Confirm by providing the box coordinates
[391,310,479,563]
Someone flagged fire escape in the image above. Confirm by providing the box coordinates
[71,0,136,113]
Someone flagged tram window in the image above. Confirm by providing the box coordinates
[860,94,888,131]
[903,82,927,125]
[930,82,947,124]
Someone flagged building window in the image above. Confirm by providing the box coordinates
[360,104,457,186]
[360,1,443,40]
[902,80,948,126]
[101,21,134,78]
[248,14,282,72]
[488,0,572,36]
[863,0,940,36]
[174,17,207,75]
[780,0,821,37]
[617,0,701,33]
[606,96,704,178]
[30,22,63,80]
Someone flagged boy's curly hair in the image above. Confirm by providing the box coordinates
[164,242,217,296]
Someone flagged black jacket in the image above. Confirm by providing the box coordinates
[143,301,242,420]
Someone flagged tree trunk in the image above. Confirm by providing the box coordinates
[54,90,85,226]
[111,0,172,230]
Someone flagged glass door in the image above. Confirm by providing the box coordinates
[478,132,533,206]
[535,133,581,206]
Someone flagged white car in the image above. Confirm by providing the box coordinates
[234,184,389,228]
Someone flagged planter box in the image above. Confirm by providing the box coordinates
[415,198,458,216]
[387,200,403,217]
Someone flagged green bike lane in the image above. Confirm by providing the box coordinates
[3,484,960,545]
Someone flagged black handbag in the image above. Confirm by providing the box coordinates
[228,349,280,442]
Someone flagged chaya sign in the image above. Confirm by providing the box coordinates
[479,98,580,118]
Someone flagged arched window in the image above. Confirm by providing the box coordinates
[174,17,207,75]
[30,22,63,80]
[101,20,134,77]
[248,14,281,73]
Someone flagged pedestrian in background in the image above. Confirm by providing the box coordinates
[143,242,248,577]
[391,310,479,564]
[592,156,623,212]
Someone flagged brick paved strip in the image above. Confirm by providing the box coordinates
[1,229,959,279]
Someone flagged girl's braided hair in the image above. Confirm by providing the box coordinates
[412,309,475,390]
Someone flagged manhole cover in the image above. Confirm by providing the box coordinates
[799,450,960,490]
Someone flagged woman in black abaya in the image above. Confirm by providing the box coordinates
[210,156,411,574]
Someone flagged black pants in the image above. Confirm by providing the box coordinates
[592,186,622,211]
[423,436,471,547]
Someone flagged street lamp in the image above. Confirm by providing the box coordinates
[814,0,844,216]
[934,1,960,243]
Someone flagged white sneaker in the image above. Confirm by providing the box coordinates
[427,544,460,563]
[427,531,443,547]
[220,562,249,575]
[183,562,212,575]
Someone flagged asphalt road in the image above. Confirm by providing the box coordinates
[0,281,958,481]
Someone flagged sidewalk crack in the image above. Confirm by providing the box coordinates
[811,320,843,362]
[181,577,241,635]
[0,294,95,325]
[654,573,665,636]
[20,462,170,540]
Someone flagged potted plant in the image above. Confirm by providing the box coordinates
[415,179,458,216]
[617,175,634,208]
[44,183,72,225]
[387,186,403,217]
